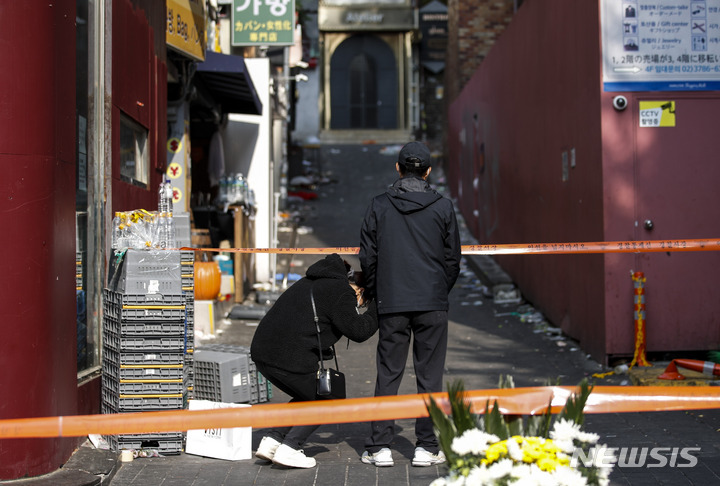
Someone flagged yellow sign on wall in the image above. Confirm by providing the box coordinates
[166,0,207,61]
[639,101,676,128]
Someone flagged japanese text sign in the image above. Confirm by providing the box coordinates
[232,0,296,46]
[166,0,207,61]
[601,0,720,91]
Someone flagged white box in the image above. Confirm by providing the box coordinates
[194,300,216,337]
[185,399,252,461]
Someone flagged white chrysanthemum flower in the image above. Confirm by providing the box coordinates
[512,477,540,486]
[429,478,447,486]
[552,465,588,486]
[487,458,514,479]
[506,437,523,461]
[465,465,492,486]
[445,474,467,486]
[550,419,581,443]
[529,464,558,486]
[451,429,501,456]
[576,431,600,444]
[510,463,533,479]
[554,439,576,454]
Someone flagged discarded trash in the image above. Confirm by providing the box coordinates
[493,284,522,304]
[89,434,109,450]
[614,364,629,374]
[379,144,403,156]
[275,273,302,282]
[289,175,314,186]
[296,226,313,235]
[135,449,161,458]
[120,450,134,462]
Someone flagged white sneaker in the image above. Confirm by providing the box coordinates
[361,447,394,467]
[412,447,446,467]
[255,436,281,461]
[272,444,316,468]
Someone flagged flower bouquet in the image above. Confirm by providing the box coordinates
[427,377,613,486]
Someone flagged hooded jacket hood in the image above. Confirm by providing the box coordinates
[386,176,442,215]
[306,253,348,281]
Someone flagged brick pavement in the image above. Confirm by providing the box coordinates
[17,144,717,486]
[105,145,720,485]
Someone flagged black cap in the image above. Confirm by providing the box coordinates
[399,141,431,170]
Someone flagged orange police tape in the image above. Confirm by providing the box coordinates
[1,386,720,439]
[178,237,720,256]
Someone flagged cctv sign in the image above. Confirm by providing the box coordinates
[601,0,720,91]
[232,0,296,46]
[639,101,676,127]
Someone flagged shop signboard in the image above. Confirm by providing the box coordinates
[232,0,296,46]
[319,5,414,31]
[166,0,207,62]
[601,0,720,91]
[419,1,448,72]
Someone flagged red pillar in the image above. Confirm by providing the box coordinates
[0,2,80,479]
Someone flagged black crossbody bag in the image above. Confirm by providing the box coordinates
[311,287,346,399]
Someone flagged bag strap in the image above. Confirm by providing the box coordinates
[311,285,339,371]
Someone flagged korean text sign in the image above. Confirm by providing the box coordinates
[232,0,295,46]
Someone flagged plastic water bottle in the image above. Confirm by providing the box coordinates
[158,179,173,214]
[219,176,229,204]
[111,212,122,249]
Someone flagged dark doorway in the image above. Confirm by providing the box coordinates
[330,35,398,129]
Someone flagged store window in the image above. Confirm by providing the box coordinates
[75,0,99,374]
[120,114,149,187]
[76,0,104,377]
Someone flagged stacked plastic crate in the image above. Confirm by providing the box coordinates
[101,249,194,454]
[180,250,194,399]
[195,344,272,405]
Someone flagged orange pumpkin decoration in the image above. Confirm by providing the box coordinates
[194,255,222,301]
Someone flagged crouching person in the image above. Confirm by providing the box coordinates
[250,253,377,468]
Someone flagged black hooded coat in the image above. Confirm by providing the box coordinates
[250,254,378,374]
[359,176,461,314]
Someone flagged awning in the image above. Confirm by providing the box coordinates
[194,50,263,116]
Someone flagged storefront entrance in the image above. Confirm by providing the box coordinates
[330,34,398,129]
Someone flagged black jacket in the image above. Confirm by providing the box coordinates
[359,176,461,314]
[250,254,378,374]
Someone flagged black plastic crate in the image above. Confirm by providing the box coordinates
[110,249,183,294]
[101,387,186,411]
[103,289,185,322]
[104,347,184,366]
[103,375,186,395]
[193,350,251,403]
[103,331,186,353]
[104,316,186,335]
[103,432,184,454]
[103,359,185,380]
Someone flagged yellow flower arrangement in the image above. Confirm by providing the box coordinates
[427,378,613,486]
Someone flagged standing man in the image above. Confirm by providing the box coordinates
[359,141,461,467]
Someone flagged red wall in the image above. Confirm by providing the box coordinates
[111,0,167,213]
[447,0,720,362]
[0,0,168,479]
[447,1,608,360]
[0,1,81,478]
